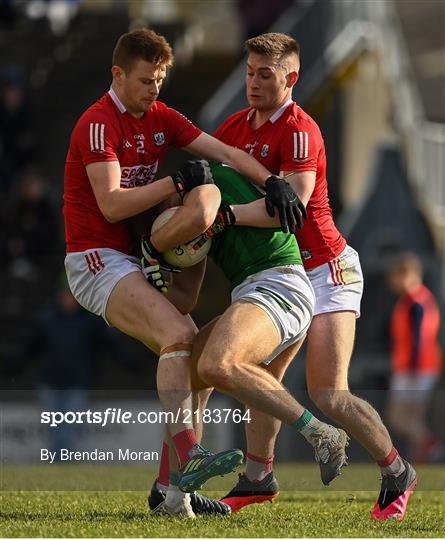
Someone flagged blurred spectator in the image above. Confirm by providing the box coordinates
[0,65,37,195]
[24,273,127,455]
[386,252,444,462]
[1,166,60,282]
[24,0,80,35]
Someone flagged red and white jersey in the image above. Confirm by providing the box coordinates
[214,99,346,269]
[64,88,201,254]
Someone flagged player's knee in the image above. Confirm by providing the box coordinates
[197,358,234,391]
[160,325,196,351]
[197,359,218,387]
[185,185,221,230]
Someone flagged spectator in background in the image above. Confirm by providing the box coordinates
[0,65,37,196]
[386,252,444,462]
[1,166,60,282]
[24,273,125,455]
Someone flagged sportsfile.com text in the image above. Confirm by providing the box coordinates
[40,408,252,427]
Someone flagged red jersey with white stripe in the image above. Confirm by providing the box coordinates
[214,100,346,269]
[64,89,201,254]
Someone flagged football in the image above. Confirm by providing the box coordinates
[151,206,212,268]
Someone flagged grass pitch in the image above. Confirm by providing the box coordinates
[1,463,444,537]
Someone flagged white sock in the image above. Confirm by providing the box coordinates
[299,416,326,442]
[381,456,406,477]
[156,481,169,492]
[245,453,273,482]
[165,484,188,506]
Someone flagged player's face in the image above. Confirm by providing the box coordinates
[117,59,167,117]
[246,53,293,112]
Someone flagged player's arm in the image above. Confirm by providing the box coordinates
[225,171,313,232]
[183,133,305,232]
[87,160,215,223]
[87,161,177,222]
[182,132,271,186]
[282,170,316,207]
[165,259,207,314]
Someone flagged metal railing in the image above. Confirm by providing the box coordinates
[312,0,445,255]
[362,0,445,255]
[199,0,445,255]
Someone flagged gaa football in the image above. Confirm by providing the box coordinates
[151,206,212,268]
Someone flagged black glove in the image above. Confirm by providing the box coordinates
[203,201,236,238]
[264,176,307,234]
[171,160,214,195]
[141,258,168,294]
[141,236,181,274]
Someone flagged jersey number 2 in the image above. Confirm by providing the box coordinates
[136,140,145,154]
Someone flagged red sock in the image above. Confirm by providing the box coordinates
[171,428,198,466]
[377,447,398,468]
[157,442,170,488]
[377,446,405,476]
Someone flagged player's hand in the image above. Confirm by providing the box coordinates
[171,160,214,195]
[141,258,168,294]
[203,201,236,238]
[141,236,181,274]
[264,175,307,234]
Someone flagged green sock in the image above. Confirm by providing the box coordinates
[293,409,326,443]
[293,409,314,432]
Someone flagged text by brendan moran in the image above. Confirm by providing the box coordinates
[41,448,159,463]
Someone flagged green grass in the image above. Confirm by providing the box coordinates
[1,464,444,537]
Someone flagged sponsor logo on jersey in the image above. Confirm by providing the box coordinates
[153,131,165,146]
[293,131,310,162]
[84,250,105,276]
[89,123,105,152]
[260,144,269,157]
[245,141,258,155]
[120,162,158,187]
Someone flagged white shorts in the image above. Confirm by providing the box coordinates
[390,372,440,403]
[65,248,141,324]
[306,245,363,317]
[231,265,315,364]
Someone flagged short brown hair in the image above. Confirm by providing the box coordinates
[389,252,423,278]
[112,29,173,73]
[245,32,300,68]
